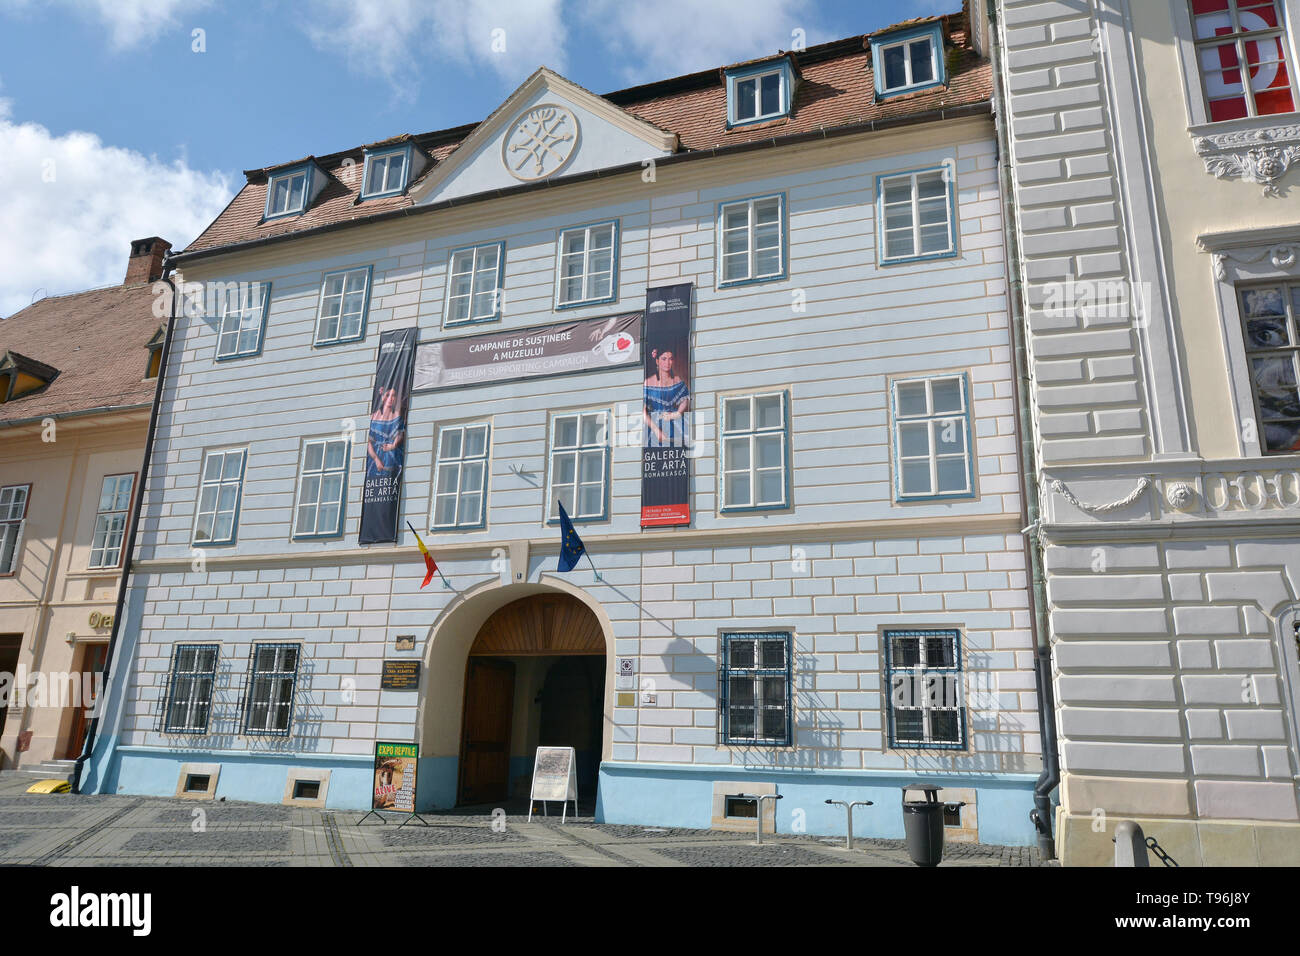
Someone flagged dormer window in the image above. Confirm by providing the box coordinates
[145,326,165,379]
[725,60,796,127]
[871,23,945,99]
[265,166,312,219]
[361,145,410,199]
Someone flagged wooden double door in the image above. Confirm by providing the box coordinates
[458,658,516,805]
[64,642,108,759]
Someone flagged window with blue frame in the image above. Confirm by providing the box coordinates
[718,194,785,286]
[878,167,956,263]
[725,61,794,126]
[264,166,312,219]
[361,146,409,199]
[721,391,789,511]
[243,643,299,737]
[884,629,966,749]
[431,422,490,529]
[215,281,270,360]
[547,410,608,522]
[163,644,219,734]
[892,374,974,500]
[871,23,944,98]
[193,448,246,545]
[446,243,505,325]
[556,221,617,308]
[315,266,371,345]
[719,632,792,746]
[293,438,349,538]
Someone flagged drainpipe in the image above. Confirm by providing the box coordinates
[986,0,1059,859]
[72,255,179,793]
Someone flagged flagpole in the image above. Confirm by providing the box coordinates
[584,551,603,583]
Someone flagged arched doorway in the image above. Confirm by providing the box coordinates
[457,593,606,806]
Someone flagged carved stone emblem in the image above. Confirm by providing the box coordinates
[1193,124,1300,197]
[502,104,579,181]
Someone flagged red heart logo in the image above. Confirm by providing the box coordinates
[616,336,631,350]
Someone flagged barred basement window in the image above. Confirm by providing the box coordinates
[1190,0,1296,122]
[446,243,505,325]
[548,410,608,521]
[243,644,299,736]
[1238,282,1300,453]
[884,629,966,750]
[315,266,371,345]
[88,473,133,568]
[164,644,218,734]
[294,439,348,538]
[0,484,30,575]
[556,221,617,307]
[193,448,246,545]
[892,374,974,500]
[719,631,792,746]
[432,422,490,529]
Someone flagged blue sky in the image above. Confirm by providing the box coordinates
[0,0,957,314]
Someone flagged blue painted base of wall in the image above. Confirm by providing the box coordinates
[596,762,1040,846]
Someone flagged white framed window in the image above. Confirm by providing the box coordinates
[892,374,974,499]
[877,168,955,263]
[315,267,370,345]
[194,448,246,545]
[884,629,966,749]
[164,644,219,734]
[0,483,30,575]
[1237,282,1300,453]
[432,422,490,529]
[446,243,504,325]
[89,473,134,568]
[720,392,788,511]
[1189,0,1296,122]
[242,643,299,737]
[720,632,792,746]
[548,410,608,521]
[362,147,409,198]
[718,194,786,286]
[873,27,942,96]
[265,167,311,218]
[728,68,787,125]
[293,439,348,538]
[556,221,617,307]
[215,281,270,360]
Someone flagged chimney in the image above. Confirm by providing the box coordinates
[124,237,172,285]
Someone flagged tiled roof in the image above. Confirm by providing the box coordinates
[182,10,987,259]
[0,281,167,426]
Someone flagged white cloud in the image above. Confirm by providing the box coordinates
[0,0,209,51]
[303,0,569,97]
[582,0,824,85]
[0,95,234,317]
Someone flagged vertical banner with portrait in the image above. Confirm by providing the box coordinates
[372,741,419,813]
[640,283,693,527]
[359,328,417,545]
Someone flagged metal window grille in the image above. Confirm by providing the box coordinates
[884,628,967,750]
[719,632,792,746]
[242,643,300,737]
[161,644,219,734]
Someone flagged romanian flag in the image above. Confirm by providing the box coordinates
[406,521,438,588]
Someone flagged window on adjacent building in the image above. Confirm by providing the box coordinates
[215,281,270,360]
[878,168,955,263]
[557,221,617,307]
[315,267,371,345]
[0,484,30,575]
[884,629,966,749]
[718,195,786,286]
[726,66,790,125]
[446,243,504,325]
[164,644,219,734]
[1238,282,1300,453]
[1191,0,1296,122]
[432,422,490,529]
[721,392,788,511]
[361,147,409,198]
[719,632,792,746]
[265,167,311,219]
[89,474,133,568]
[294,439,348,538]
[872,24,944,97]
[893,374,974,499]
[194,449,246,545]
[243,643,299,736]
[548,410,608,521]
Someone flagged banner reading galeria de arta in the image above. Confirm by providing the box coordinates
[359,328,417,545]
[641,283,693,527]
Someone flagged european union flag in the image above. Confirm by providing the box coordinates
[557,500,586,573]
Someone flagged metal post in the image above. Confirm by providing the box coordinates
[752,793,783,845]
[824,798,874,850]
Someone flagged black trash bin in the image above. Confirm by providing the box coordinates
[902,783,945,867]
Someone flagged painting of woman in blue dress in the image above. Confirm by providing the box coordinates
[643,348,690,447]
[366,386,407,480]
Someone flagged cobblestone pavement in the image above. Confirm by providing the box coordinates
[0,772,1054,867]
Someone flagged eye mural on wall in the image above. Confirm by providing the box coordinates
[501,104,580,181]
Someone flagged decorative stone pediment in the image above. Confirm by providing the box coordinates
[1192,121,1300,197]
[1197,224,1300,280]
